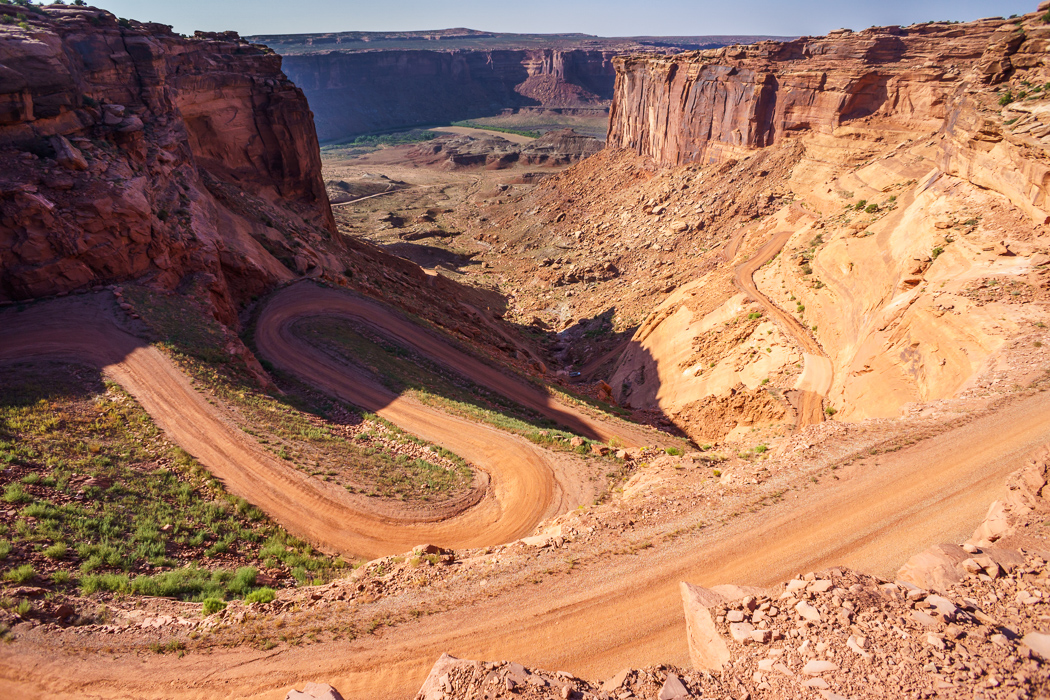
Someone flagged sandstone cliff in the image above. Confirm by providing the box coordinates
[597,10,1050,426]
[463,7,1050,439]
[278,48,619,141]
[0,5,339,322]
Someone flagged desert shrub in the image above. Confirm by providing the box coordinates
[201,598,226,615]
[80,572,129,595]
[245,587,275,604]
[665,447,682,456]
[3,564,35,584]
[999,91,1015,106]
[2,483,31,504]
[43,542,67,559]
[227,566,257,596]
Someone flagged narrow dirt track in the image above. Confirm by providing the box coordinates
[0,295,640,561]
[255,283,658,449]
[734,230,831,426]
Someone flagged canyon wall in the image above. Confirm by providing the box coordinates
[607,21,1030,167]
[0,5,339,321]
[595,9,1050,426]
[279,49,619,141]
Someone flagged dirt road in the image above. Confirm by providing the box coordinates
[256,284,657,448]
[4,381,1048,699]
[0,288,657,562]
[734,230,832,426]
[0,297,598,561]
[432,126,536,144]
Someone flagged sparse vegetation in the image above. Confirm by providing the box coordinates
[0,361,340,602]
[122,285,472,502]
[350,131,438,147]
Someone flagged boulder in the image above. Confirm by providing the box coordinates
[680,582,767,671]
[897,543,969,591]
[50,135,89,171]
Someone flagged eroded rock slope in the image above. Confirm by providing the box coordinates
[463,6,1050,442]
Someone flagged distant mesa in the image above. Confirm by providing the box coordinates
[245,28,793,143]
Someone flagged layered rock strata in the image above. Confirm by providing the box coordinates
[0,5,338,321]
[278,48,620,141]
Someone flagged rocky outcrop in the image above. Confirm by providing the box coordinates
[0,5,338,321]
[409,129,602,170]
[278,48,619,141]
[607,19,1018,166]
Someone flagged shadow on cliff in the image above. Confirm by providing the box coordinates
[501,305,685,438]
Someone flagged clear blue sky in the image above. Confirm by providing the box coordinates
[87,0,1037,37]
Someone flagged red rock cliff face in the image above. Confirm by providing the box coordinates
[0,5,338,320]
[280,49,618,141]
[607,20,1030,164]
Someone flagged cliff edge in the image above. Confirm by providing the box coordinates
[0,5,338,322]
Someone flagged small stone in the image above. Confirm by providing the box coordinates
[847,635,871,659]
[1017,590,1040,605]
[795,601,821,622]
[802,660,839,675]
[808,580,833,593]
[726,610,745,623]
[750,629,772,644]
[729,622,755,642]
[803,678,831,689]
[926,634,946,651]
[911,610,939,629]
[601,669,630,693]
[658,673,690,700]
[1023,632,1050,660]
